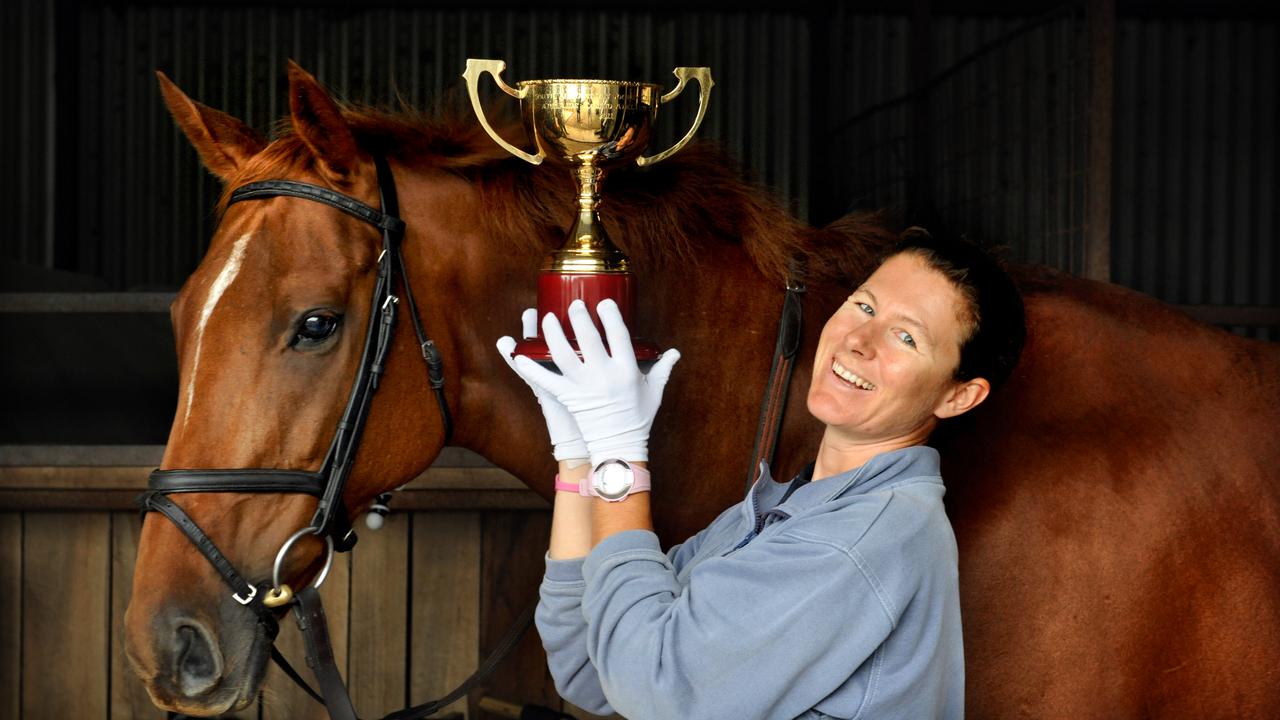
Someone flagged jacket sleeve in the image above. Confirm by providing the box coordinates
[665,499,746,574]
[580,529,897,720]
[536,554,616,715]
[535,500,742,715]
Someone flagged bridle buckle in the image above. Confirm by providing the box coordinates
[233,584,259,606]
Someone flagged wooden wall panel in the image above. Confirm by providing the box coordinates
[410,511,480,719]
[262,549,351,720]
[0,513,20,719]
[5,506,591,720]
[474,511,559,719]
[22,513,110,718]
[109,511,167,719]
[348,512,411,716]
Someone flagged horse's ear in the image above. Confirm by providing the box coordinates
[286,60,359,184]
[156,71,266,182]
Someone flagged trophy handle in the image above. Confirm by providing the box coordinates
[462,58,545,166]
[636,67,714,167]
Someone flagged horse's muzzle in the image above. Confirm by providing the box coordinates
[132,607,263,716]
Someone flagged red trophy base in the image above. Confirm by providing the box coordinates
[514,271,661,370]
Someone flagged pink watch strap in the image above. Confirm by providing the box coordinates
[553,474,581,493]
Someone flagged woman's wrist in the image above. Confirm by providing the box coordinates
[554,459,590,492]
[549,460,594,559]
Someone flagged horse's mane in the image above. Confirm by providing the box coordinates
[225,100,898,286]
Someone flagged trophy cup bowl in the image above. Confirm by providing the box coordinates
[463,58,713,366]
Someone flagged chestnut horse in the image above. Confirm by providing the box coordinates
[125,62,1280,718]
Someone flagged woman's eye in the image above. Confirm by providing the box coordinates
[897,330,917,348]
[294,313,341,346]
[857,302,875,316]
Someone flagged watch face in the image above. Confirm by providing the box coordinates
[593,461,633,501]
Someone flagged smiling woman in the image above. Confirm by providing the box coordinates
[808,228,1026,478]
[500,227,1026,720]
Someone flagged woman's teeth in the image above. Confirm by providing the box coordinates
[832,359,876,390]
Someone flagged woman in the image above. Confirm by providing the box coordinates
[497,229,1026,719]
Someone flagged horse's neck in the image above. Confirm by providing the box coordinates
[397,162,823,526]
[395,169,563,492]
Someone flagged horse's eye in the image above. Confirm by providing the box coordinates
[294,313,341,346]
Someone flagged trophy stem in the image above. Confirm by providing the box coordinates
[550,157,629,273]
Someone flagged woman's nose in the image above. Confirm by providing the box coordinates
[843,321,877,358]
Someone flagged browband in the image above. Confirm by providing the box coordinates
[230,180,406,234]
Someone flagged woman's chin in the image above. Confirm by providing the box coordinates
[807,388,870,428]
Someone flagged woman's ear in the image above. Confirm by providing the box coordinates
[934,377,991,420]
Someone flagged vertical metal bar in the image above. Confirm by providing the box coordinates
[43,0,56,269]
[19,0,33,266]
[1185,20,1207,305]
[1163,20,1185,303]
[909,0,934,219]
[53,0,82,275]
[1231,21,1255,307]
[1207,21,1229,307]
[794,15,809,221]
[1085,0,1113,282]
[1137,19,1156,293]
[1256,23,1277,315]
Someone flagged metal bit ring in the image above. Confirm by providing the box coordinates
[272,527,335,594]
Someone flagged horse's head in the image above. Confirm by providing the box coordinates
[124,62,458,715]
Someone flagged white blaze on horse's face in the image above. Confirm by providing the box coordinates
[807,252,970,441]
[181,231,252,432]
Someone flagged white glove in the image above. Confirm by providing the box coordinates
[496,308,589,462]
[510,298,680,467]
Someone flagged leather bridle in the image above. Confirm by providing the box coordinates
[137,156,491,720]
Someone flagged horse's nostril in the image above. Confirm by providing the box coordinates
[174,623,222,697]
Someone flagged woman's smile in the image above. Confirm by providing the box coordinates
[831,358,876,390]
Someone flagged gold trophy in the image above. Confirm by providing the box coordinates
[463,58,713,365]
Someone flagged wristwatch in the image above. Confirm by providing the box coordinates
[580,459,651,502]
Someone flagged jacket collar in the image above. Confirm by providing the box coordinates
[747,445,943,522]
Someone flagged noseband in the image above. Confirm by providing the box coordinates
[138,156,459,717]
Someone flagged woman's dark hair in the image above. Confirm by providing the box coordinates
[883,227,1026,390]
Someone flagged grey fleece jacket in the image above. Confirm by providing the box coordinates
[536,445,964,720]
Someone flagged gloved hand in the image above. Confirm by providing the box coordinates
[509,298,680,467]
[497,308,589,462]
